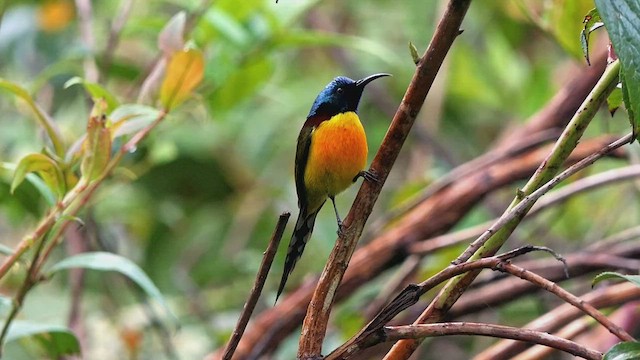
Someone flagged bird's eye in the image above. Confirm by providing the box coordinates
[336,87,344,94]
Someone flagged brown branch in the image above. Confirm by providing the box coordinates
[329,246,632,359]
[410,164,640,255]
[297,0,472,358]
[453,133,633,265]
[227,135,624,358]
[220,213,290,360]
[380,323,602,360]
[229,49,612,358]
[474,281,640,360]
[496,262,634,342]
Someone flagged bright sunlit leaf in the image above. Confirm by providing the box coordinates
[159,48,205,111]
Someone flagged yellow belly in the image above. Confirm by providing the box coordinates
[304,112,368,212]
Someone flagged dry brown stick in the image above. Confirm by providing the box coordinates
[380,323,602,360]
[451,248,640,319]
[226,135,623,359]
[329,246,633,359]
[474,282,640,360]
[496,262,634,342]
[227,50,608,360]
[328,246,556,359]
[221,213,290,360]
[296,0,472,358]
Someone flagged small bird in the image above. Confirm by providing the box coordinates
[276,73,390,301]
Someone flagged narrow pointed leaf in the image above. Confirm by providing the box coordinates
[160,48,205,110]
[593,271,640,288]
[596,0,640,142]
[0,78,65,156]
[11,153,66,199]
[48,252,174,319]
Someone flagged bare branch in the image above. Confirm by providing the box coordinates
[221,213,290,360]
[381,323,602,360]
[297,0,473,357]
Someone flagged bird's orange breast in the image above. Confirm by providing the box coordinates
[304,111,367,210]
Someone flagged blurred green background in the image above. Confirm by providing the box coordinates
[0,0,635,358]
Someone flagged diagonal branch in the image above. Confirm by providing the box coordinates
[297,0,473,357]
[221,213,290,360]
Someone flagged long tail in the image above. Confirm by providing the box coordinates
[275,208,319,303]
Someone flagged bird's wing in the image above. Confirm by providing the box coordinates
[294,125,314,210]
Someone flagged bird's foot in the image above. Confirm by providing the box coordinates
[336,221,346,238]
[354,169,379,183]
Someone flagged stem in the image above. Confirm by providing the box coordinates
[296,0,472,357]
[383,59,622,360]
[221,213,290,360]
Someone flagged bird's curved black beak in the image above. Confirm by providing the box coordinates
[355,73,391,88]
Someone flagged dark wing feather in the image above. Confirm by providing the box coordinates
[294,125,314,209]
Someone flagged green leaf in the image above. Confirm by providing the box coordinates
[11,153,66,199]
[64,77,119,113]
[593,271,640,288]
[604,342,640,360]
[48,252,174,319]
[80,101,112,181]
[608,85,623,115]
[1,162,57,206]
[579,8,604,65]
[0,78,65,157]
[596,0,640,142]
[5,321,80,357]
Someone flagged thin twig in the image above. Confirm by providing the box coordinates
[297,1,472,357]
[380,323,602,360]
[222,213,290,360]
[99,0,133,82]
[411,164,640,255]
[496,262,634,342]
[74,0,99,82]
[329,245,631,359]
[454,132,633,265]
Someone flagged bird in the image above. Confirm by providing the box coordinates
[276,73,390,302]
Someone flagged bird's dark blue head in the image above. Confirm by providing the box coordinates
[307,73,390,119]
